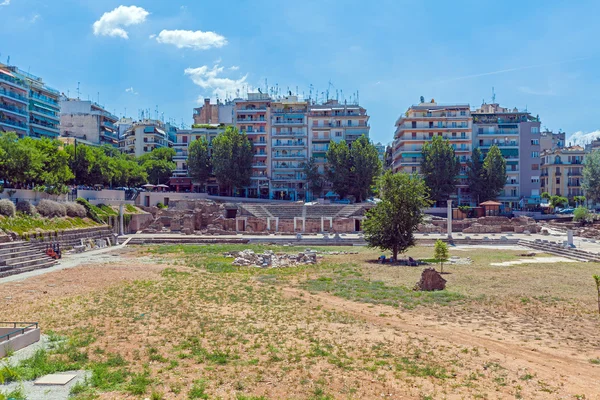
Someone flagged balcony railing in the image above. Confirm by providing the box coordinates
[30,92,58,105]
[0,88,28,103]
[273,142,305,147]
[273,119,305,125]
[272,153,305,158]
[0,74,27,89]
[30,105,59,119]
[0,102,27,116]
[0,117,28,129]
[273,130,305,136]
[237,118,266,123]
[479,142,519,147]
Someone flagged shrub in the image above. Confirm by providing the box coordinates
[65,202,87,218]
[76,198,103,223]
[16,201,36,215]
[0,199,16,217]
[156,202,166,209]
[573,206,590,223]
[36,199,67,218]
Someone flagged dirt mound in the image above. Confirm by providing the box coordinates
[415,268,447,291]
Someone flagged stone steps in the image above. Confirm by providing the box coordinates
[518,240,600,262]
[0,241,56,278]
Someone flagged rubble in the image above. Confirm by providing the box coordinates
[415,268,447,291]
[224,249,319,268]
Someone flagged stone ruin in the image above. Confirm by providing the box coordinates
[415,268,447,291]
[418,215,542,234]
[224,249,319,268]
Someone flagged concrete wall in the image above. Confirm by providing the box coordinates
[0,328,40,358]
[0,189,67,205]
[77,189,127,205]
[60,113,101,145]
[137,192,209,207]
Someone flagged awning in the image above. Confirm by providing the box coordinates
[0,69,14,77]
[32,127,58,137]
[143,126,156,133]
[32,103,57,113]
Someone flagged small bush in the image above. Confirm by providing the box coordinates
[156,202,166,209]
[16,201,36,215]
[65,202,87,218]
[0,199,16,217]
[36,200,66,218]
[573,206,589,223]
[76,198,103,223]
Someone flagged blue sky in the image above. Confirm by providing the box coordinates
[1,0,599,145]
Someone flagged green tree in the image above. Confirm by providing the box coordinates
[433,239,449,273]
[138,147,176,185]
[583,150,600,205]
[594,275,600,315]
[363,171,432,260]
[541,192,551,201]
[325,140,352,199]
[482,145,507,201]
[187,137,211,191]
[211,126,253,196]
[466,148,486,204]
[384,145,393,171]
[421,136,459,205]
[549,195,568,210]
[349,135,382,202]
[301,157,325,200]
[573,206,589,224]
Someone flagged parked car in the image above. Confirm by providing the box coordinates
[557,208,575,214]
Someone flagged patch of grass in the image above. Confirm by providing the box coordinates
[589,358,600,365]
[188,379,209,399]
[125,204,139,213]
[127,371,152,395]
[0,387,26,400]
[395,357,448,379]
[0,214,99,236]
[301,266,464,309]
[14,348,84,380]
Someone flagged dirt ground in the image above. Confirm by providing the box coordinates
[2,244,600,399]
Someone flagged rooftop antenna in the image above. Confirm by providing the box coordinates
[6,56,10,65]
[296,86,298,96]
[492,87,496,103]
[76,82,81,99]
[125,107,127,117]
[309,84,313,102]
[357,90,359,104]
[155,105,159,120]
[97,92,100,105]
[265,78,268,94]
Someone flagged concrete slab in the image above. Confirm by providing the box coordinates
[34,373,77,386]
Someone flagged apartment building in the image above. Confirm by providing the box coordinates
[472,103,541,208]
[234,93,271,199]
[119,119,172,157]
[193,98,234,125]
[374,142,386,163]
[60,98,119,147]
[540,146,585,198]
[392,100,472,202]
[0,62,60,139]
[540,130,565,152]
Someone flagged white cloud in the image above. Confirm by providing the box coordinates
[568,130,600,146]
[229,66,239,71]
[184,64,251,101]
[30,14,40,23]
[125,87,138,95]
[0,0,10,6]
[155,29,227,50]
[93,5,149,39]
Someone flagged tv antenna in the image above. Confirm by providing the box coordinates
[492,87,496,103]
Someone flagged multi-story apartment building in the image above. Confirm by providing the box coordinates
[193,98,234,125]
[270,96,309,201]
[374,142,386,163]
[540,130,565,152]
[60,98,119,147]
[472,103,541,208]
[392,101,472,202]
[0,62,60,139]
[234,93,271,198]
[119,119,172,157]
[540,145,585,198]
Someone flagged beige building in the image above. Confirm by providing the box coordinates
[60,98,119,147]
[392,100,472,201]
[193,98,233,125]
[119,119,172,157]
[540,130,565,152]
[540,145,585,198]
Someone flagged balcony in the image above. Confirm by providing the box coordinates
[568,171,582,176]
[0,102,27,116]
[101,120,116,129]
[30,105,59,120]
[30,92,59,106]
[253,153,267,157]
[568,181,581,187]
[29,121,59,134]
[273,142,305,147]
[252,141,267,146]
[237,118,266,123]
[402,123,469,130]
[273,163,302,169]
[0,117,28,130]
[236,106,267,113]
[477,129,519,135]
[273,153,305,159]
[273,130,305,136]
[478,142,519,148]
[272,119,305,125]
[252,163,267,168]
[0,88,28,104]
[0,73,27,89]
[272,108,307,114]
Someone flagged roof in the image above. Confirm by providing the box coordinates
[479,201,502,206]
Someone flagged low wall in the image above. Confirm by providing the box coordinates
[0,327,40,358]
[136,192,208,208]
[0,189,67,205]
[76,189,134,206]
[127,213,154,233]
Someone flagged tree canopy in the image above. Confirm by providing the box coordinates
[363,171,432,259]
[583,150,600,204]
[325,135,381,201]
[138,147,176,185]
[211,126,254,195]
[302,157,325,201]
[420,136,460,205]
[466,148,486,204]
[187,136,211,189]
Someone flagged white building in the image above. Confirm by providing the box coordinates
[60,98,119,146]
[119,119,172,157]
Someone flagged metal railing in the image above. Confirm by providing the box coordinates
[0,88,28,102]
[0,102,27,115]
[0,322,38,342]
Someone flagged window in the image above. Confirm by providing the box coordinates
[461,132,466,138]
[531,189,540,196]
[429,121,433,128]
[411,121,417,128]
[556,177,560,184]
[531,127,539,134]
[531,177,540,183]
[460,110,466,116]
[411,167,417,173]
[335,131,342,137]
[531,151,539,158]
[531,164,539,170]
[531,139,539,145]
[182,136,188,143]
[347,120,352,126]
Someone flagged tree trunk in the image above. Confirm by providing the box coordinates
[393,245,398,261]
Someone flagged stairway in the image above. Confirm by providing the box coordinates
[518,239,600,262]
[0,241,57,278]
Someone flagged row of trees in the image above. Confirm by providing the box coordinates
[420,136,507,205]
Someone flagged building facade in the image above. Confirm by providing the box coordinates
[60,98,119,147]
[193,98,234,125]
[392,101,472,202]
[540,146,585,198]
[119,119,172,157]
[540,130,565,152]
[472,103,541,208]
[0,62,60,139]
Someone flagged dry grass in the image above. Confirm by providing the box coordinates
[1,244,599,399]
